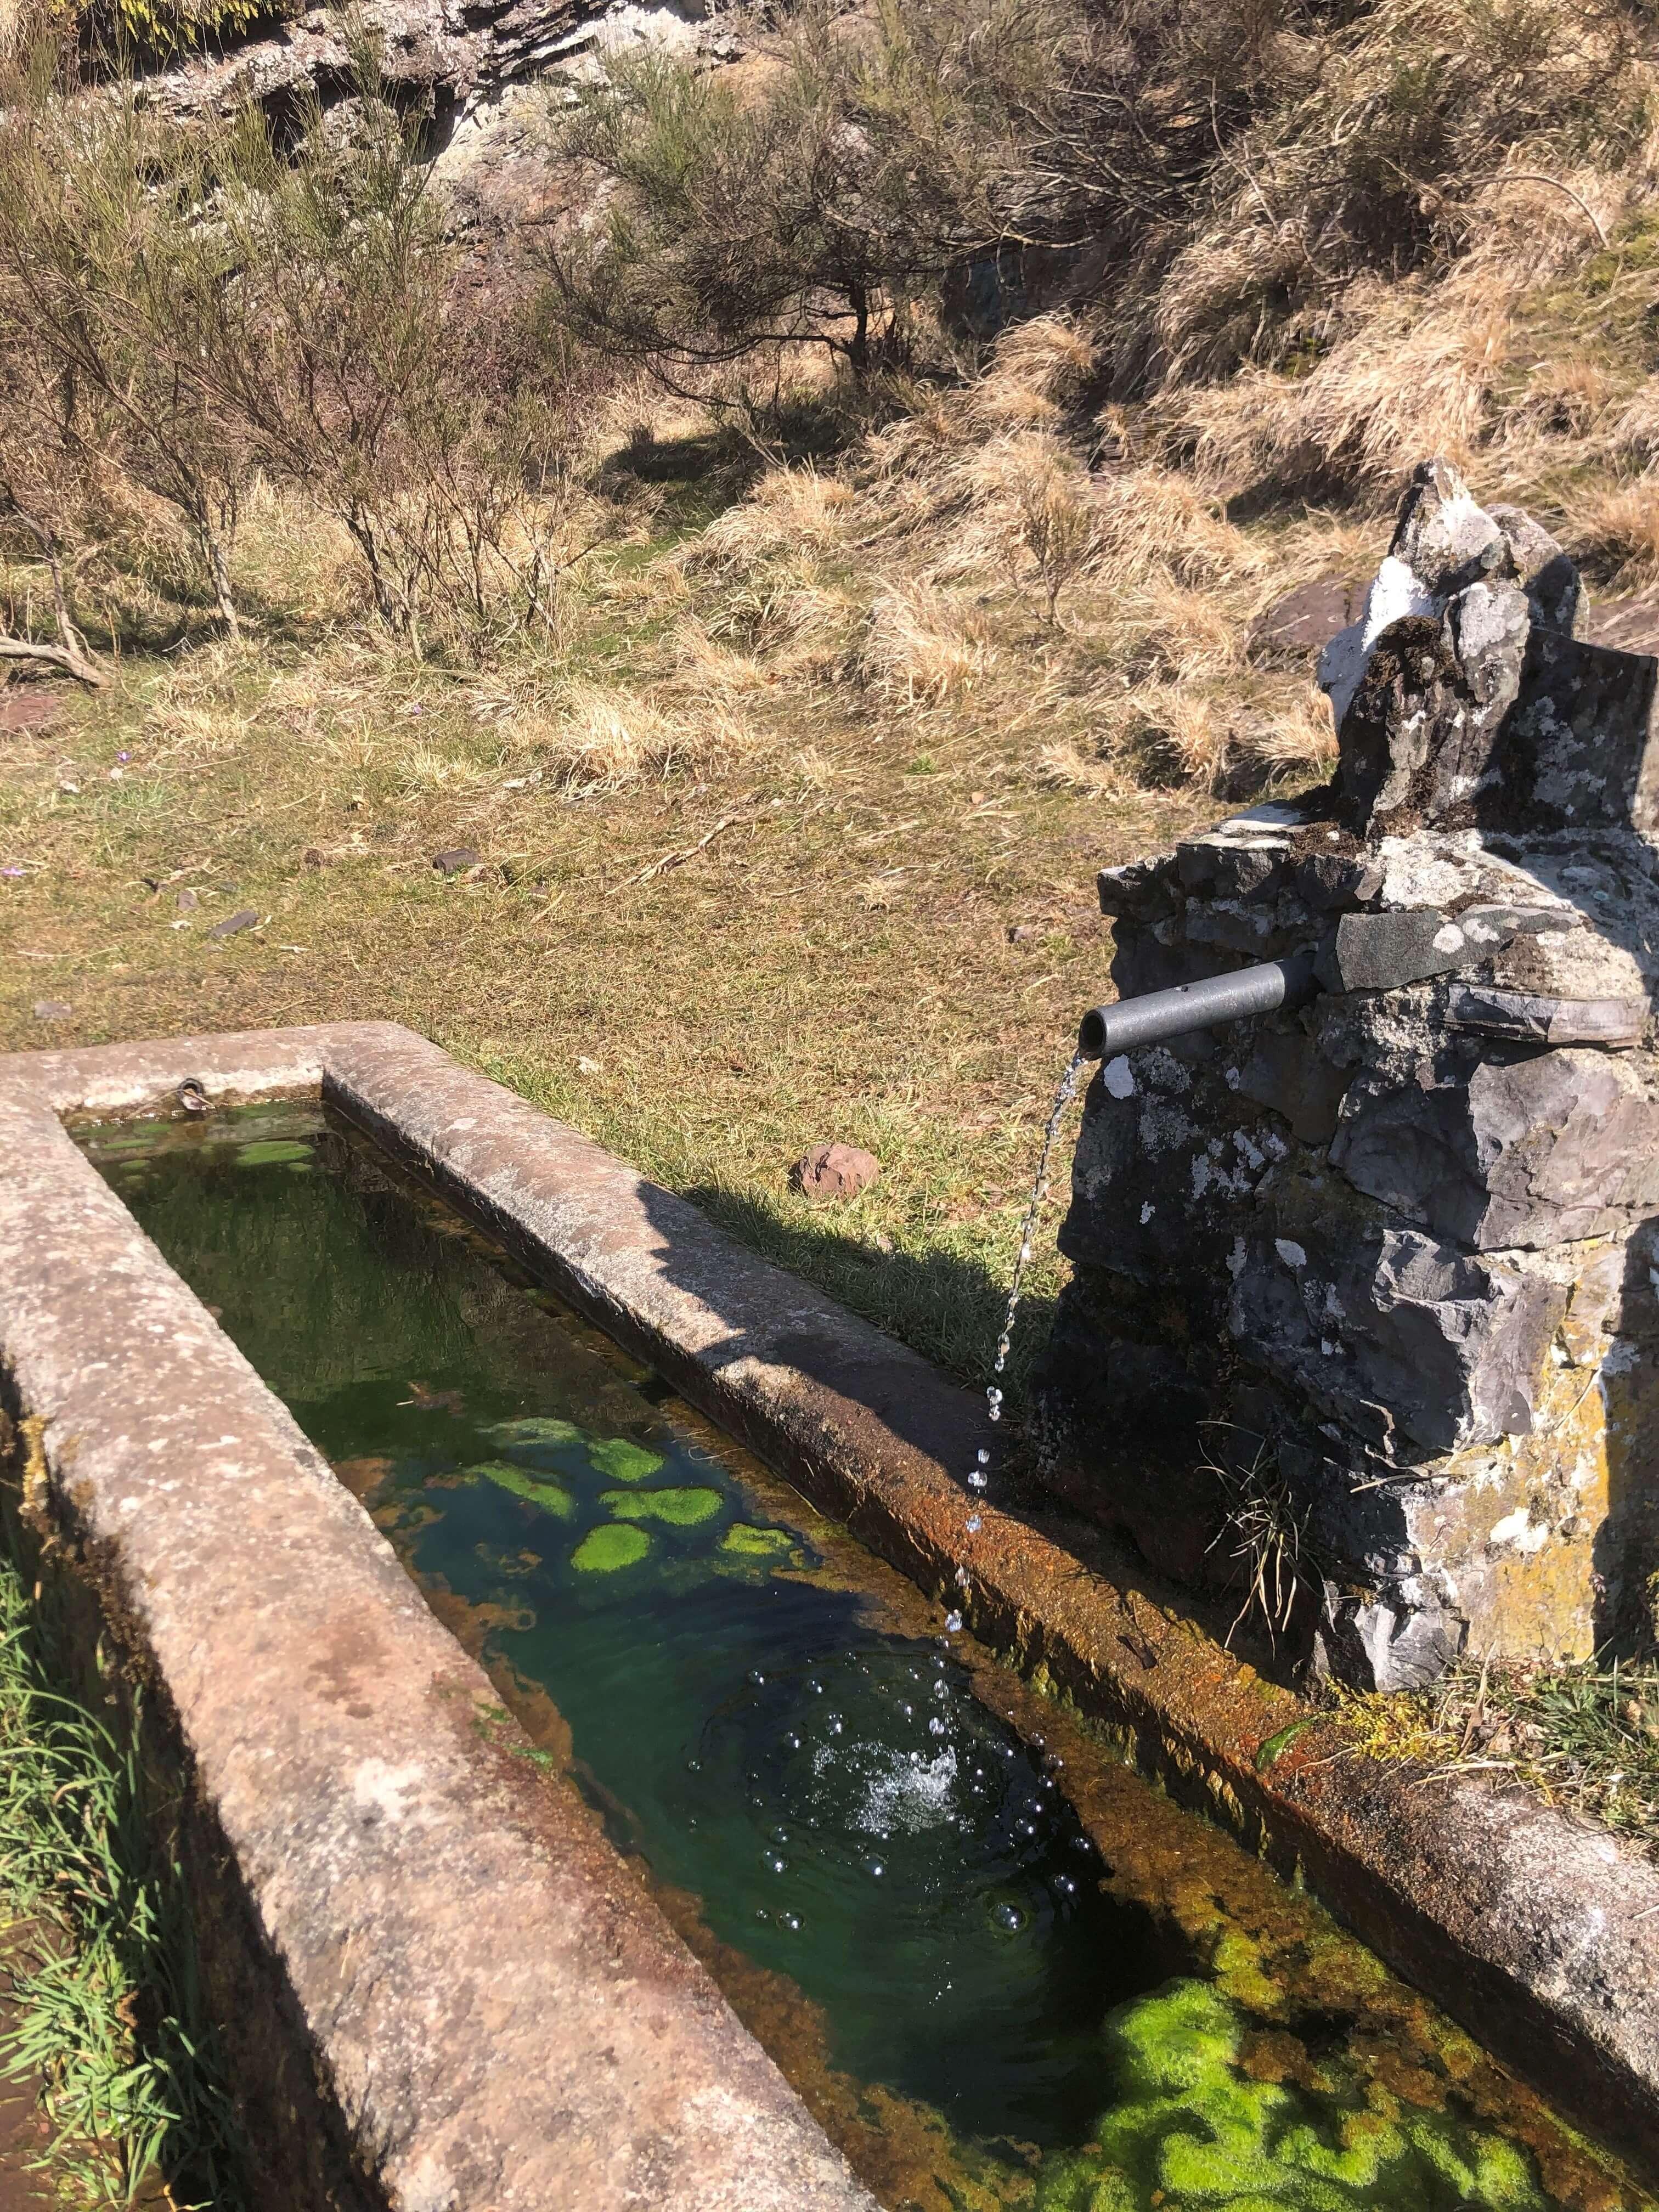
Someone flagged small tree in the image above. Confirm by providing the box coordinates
[0,65,250,637]
[544,0,1068,377]
[191,64,575,657]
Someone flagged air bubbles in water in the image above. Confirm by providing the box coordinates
[1053,1874,1077,1897]
[749,1669,766,1686]
[968,1471,989,1491]
[991,1900,1028,1934]
[686,1758,702,1773]
[954,1564,970,1589]
[780,1911,803,1933]
[944,1611,963,1633]
[763,1851,789,1875]
[965,1513,982,1533]
[864,1856,886,1879]
[783,1731,802,1751]
[929,1716,947,1736]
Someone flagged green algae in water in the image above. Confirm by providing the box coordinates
[486,1416,584,1451]
[589,1436,665,1483]
[466,1462,578,1519]
[602,1485,722,1527]
[721,1524,797,1559]
[571,1523,652,1572]
[234,1139,315,1167]
[1037,1981,1544,2212]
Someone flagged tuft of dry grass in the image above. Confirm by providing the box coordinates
[860,579,993,708]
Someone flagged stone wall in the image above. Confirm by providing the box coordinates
[1036,461,1659,1690]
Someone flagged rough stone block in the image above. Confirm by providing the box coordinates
[1440,984,1646,1047]
[1329,1047,1659,1251]
[1502,630,1659,833]
[1237,1028,1352,1144]
[1227,1169,1566,1458]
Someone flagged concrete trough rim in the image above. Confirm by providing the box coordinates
[3,1020,1659,2194]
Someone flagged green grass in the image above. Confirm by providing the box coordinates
[0,1554,244,2209]
[1340,1652,1659,1854]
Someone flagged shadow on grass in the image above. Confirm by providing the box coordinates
[680,1180,1054,1408]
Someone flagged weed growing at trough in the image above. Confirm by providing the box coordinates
[1340,1651,1659,1854]
[0,1554,243,2209]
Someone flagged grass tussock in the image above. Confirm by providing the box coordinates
[0,1553,242,2208]
[1339,1652,1659,1856]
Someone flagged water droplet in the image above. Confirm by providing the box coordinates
[899,1701,913,1720]
[929,1716,947,1736]
[748,1669,766,1686]
[968,1470,989,1491]
[783,1732,802,1751]
[991,1900,1028,1934]
[763,1852,789,1875]
[966,1513,982,1532]
[827,1714,844,1735]
[755,1907,771,1923]
[1053,1875,1077,1897]
[686,1758,702,1773]
[944,1611,963,1633]
[1030,1734,1046,1752]
[771,1825,790,1846]
[807,1678,824,1695]
[1071,1834,1093,1853]
[954,1564,970,1588]
[977,1448,990,1465]
[864,1856,887,1878]
[780,1911,802,1933]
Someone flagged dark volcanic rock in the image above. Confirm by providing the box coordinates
[1330,1047,1659,1250]
[207,907,259,940]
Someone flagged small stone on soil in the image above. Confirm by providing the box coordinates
[793,1142,881,1201]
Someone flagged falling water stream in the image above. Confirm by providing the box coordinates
[943,1050,1089,1638]
[72,1100,1647,2212]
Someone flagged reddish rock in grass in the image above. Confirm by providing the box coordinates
[793,1141,881,1203]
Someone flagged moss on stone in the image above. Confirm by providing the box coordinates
[1035,1981,1547,2212]
[571,1524,652,1573]
[588,1436,666,1483]
[233,1140,313,1167]
[465,1461,578,1519]
[601,1486,723,1527]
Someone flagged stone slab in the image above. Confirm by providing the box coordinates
[3,1028,1659,2185]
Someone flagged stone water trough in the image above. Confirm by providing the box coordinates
[4,1022,1659,2199]
[1040,459,1659,1695]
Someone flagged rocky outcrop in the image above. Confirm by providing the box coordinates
[143,0,715,221]
[1039,460,1659,1690]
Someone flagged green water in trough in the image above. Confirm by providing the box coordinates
[78,1104,1649,2212]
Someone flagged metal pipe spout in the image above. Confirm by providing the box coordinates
[1077,951,1322,1061]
